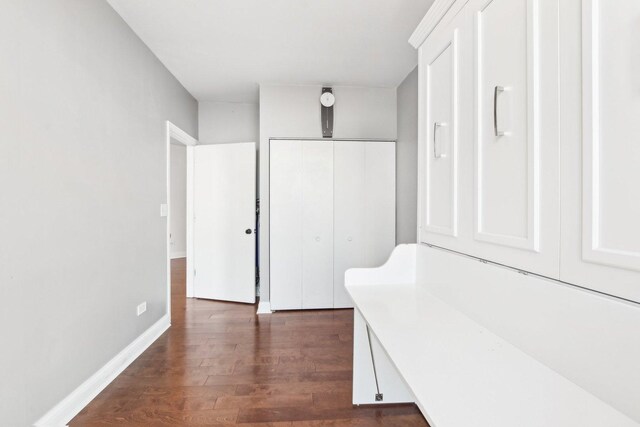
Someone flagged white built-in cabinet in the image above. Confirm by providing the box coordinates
[559,0,640,303]
[413,0,640,302]
[270,139,396,310]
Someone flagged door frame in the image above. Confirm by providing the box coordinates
[166,121,197,318]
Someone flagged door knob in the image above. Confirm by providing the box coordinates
[245,229,253,234]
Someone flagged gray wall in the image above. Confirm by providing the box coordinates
[258,84,397,303]
[199,101,259,144]
[0,1,198,425]
[396,67,419,244]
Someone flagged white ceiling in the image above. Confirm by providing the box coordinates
[107,0,434,103]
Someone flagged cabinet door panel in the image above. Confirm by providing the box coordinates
[475,0,533,248]
[302,141,334,309]
[418,10,469,252]
[470,0,559,277]
[270,141,303,310]
[334,142,366,308]
[424,36,458,237]
[582,0,640,271]
[560,0,640,303]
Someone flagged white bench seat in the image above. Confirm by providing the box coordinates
[346,262,639,426]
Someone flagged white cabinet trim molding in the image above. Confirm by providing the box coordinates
[409,0,461,48]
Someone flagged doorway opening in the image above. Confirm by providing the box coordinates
[165,121,197,321]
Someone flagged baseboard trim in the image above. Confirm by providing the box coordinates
[34,315,171,427]
[256,301,272,314]
[170,251,186,259]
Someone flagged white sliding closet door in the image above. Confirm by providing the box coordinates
[364,143,396,267]
[334,142,367,308]
[302,141,334,309]
[334,141,396,308]
[271,139,395,310]
[270,140,303,310]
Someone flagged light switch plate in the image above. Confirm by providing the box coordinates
[160,204,168,217]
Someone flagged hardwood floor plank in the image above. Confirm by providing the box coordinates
[215,394,313,410]
[234,381,352,397]
[236,405,422,424]
[312,391,354,409]
[70,259,428,426]
[288,415,429,427]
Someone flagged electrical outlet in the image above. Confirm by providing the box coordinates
[137,302,147,316]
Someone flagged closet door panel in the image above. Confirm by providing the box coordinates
[302,141,334,309]
[364,142,396,267]
[270,140,303,310]
[334,142,367,308]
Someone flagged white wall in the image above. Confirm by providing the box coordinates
[0,1,198,425]
[259,84,397,303]
[170,143,187,258]
[396,68,419,244]
[199,101,259,144]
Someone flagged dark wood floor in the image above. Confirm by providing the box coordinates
[70,258,429,426]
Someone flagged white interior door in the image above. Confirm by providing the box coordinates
[193,143,256,304]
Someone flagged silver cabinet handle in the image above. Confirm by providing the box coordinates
[494,86,505,137]
[433,122,447,158]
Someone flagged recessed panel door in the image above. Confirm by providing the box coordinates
[560,0,640,303]
[423,34,458,239]
[471,0,559,278]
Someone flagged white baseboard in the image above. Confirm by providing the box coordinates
[34,315,171,427]
[170,251,186,259]
[256,301,272,314]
